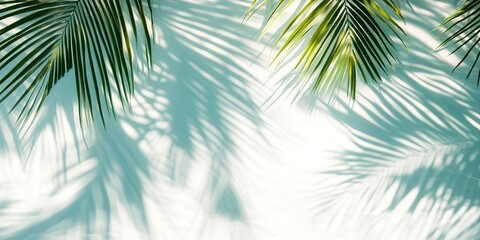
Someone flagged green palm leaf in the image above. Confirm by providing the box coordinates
[0,0,152,127]
[439,0,480,85]
[248,0,406,98]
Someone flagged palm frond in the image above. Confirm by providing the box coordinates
[248,0,406,99]
[0,0,152,127]
[439,0,480,85]
[306,3,480,234]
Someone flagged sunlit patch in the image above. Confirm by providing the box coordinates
[1,1,479,240]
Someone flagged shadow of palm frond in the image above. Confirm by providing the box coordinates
[0,110,153,240]
[0,4,152,240]
[0,105,22,156]
[123,0,266,228]
[304,1,480,239]
[0,105,25,219]
[254,0,410,108]
[1,0,266,238]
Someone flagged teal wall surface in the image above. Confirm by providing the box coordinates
[0,1,479,239]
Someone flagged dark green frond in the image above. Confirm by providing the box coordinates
[0,0,152,127]
[248,0,406,99]
[439,0,480,85]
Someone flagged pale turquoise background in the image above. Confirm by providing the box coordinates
[0,0,479,239]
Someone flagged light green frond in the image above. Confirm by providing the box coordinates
[0,0,153,127]
[248,0,406,99]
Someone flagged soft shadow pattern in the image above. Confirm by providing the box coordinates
[308,1,480,239]
[257,0,408,107]
[0,106,21,155]
[129,0,265,225]
[1,0,266,239]
[0,105,24,217]
[0,72,153,239]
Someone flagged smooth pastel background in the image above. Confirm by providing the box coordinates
[0,1,479,239]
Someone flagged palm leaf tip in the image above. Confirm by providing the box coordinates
[248,0,406,99]
[438,0,480,85]
[0,0,153,127]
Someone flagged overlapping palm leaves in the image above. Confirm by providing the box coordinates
[1,0,479,127]
[439,0,480,85]
[0,0,152,126]
[248,0,406,98]
[302,1,480,236]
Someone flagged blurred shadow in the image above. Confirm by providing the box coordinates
[1,3,151,240]
[128,0,266,225]
[306,1,480,239]
[257,0,407,108]
[0,106,21,156]
[0,91,153,240]
[2,0,266,239]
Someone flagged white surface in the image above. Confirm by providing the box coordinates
[0,1,479,239]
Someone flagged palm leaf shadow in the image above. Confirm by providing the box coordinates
[128,0,266,225]
[0,3,152,239]
[0,114,153,240]
[1,0,269,238]
[307,1,480,239]
[0,105,24,210]
[249,0,407,102]
[0,0,267,238]
[0,105,21,154]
